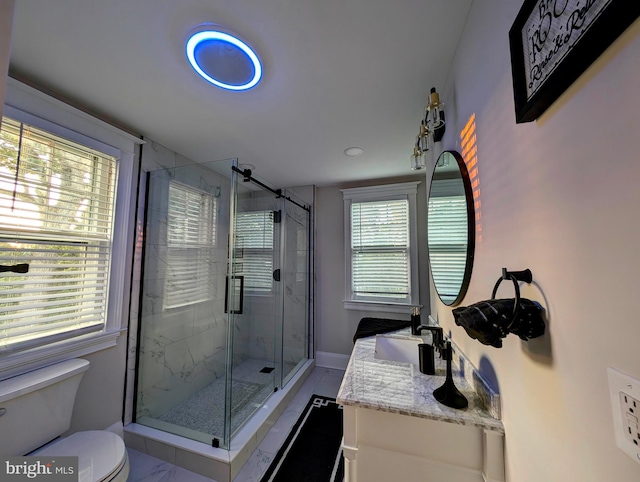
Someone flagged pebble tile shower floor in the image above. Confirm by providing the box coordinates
[157,359,297,439]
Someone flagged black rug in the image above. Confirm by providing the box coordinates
[260,394,344,482]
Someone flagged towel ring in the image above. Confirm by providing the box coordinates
[491,268,532,329]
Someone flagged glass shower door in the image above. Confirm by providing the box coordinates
[135,158,235,448]
[281,191,310,386]
[134,159,312,449]
[227,169,282,437]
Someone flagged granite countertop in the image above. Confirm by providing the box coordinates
[336,329,505,433]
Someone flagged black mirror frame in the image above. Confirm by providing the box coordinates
[428,150,475,306]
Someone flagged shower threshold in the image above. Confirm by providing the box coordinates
[124,359,314,481]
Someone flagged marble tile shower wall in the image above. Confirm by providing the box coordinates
[125,140,233,424]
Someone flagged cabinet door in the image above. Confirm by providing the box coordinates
[357,445,483,482]
[344,407,504,482]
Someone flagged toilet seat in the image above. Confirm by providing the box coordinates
[34,431,129,482]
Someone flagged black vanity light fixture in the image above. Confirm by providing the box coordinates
[410,87,446,171]
[186,25,263,91]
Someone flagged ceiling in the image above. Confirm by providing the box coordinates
[8,0,473,187]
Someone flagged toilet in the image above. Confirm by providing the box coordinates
[0,359,129,482]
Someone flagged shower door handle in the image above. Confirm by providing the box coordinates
[273,269,280,282]
[224,275,244,314]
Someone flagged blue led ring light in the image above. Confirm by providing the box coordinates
[186,30,262,91]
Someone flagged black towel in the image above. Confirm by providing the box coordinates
[352,317,412,343]
[452,298,545,348]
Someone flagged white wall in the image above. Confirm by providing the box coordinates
[431,1,640,481]
[0,0,15,120]
[69,338,129,434]
[315,175,429,355]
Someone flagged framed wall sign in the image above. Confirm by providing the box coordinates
[509,0,640,123]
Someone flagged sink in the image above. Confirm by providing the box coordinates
[374,335,421,366]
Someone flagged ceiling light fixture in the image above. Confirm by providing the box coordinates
[186,29,262,91]
[410,87,446,170]
[344,147,364,157]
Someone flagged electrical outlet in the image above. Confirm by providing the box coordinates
[608,367,640,464]
[620,392,640,447]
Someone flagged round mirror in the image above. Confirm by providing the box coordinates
[427,150,475,306]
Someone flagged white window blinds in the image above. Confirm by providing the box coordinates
[350,199,410,301]
[163,182,217,310]
[0,116,117,354]
[234,210,274,292]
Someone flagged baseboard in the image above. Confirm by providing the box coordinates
[315,351,350,370]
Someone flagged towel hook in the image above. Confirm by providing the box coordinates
[491,268,533,329]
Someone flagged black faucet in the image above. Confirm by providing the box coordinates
[414,324,444,352]
[414,324,443,377]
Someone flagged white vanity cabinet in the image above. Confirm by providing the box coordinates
[337,333,505,482]
[341,405,504,482]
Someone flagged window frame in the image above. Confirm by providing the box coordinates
[0,117,118,353]
[342,181,421,313]
[0,80,140,381]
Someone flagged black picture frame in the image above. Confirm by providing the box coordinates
[509,0,640,123]
[427,151,475,307]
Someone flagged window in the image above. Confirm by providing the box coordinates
[342,182,420,312]
[163,182,217,310]
[351,199,410,299]
[0,79,138,380]
[234,210,274,293]
[0,117,117,354]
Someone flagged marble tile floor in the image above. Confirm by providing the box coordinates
[126,366,346,482]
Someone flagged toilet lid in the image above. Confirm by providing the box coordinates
[36,431,127,482]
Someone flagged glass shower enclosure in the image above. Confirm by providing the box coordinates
[134,158,310,449]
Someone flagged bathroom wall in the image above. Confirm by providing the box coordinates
[0,0,14,120]
[315,175,429,356]
[432,2,640,481]
[69,339,129,434]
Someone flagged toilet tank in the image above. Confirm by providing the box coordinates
[0,358,90,456]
